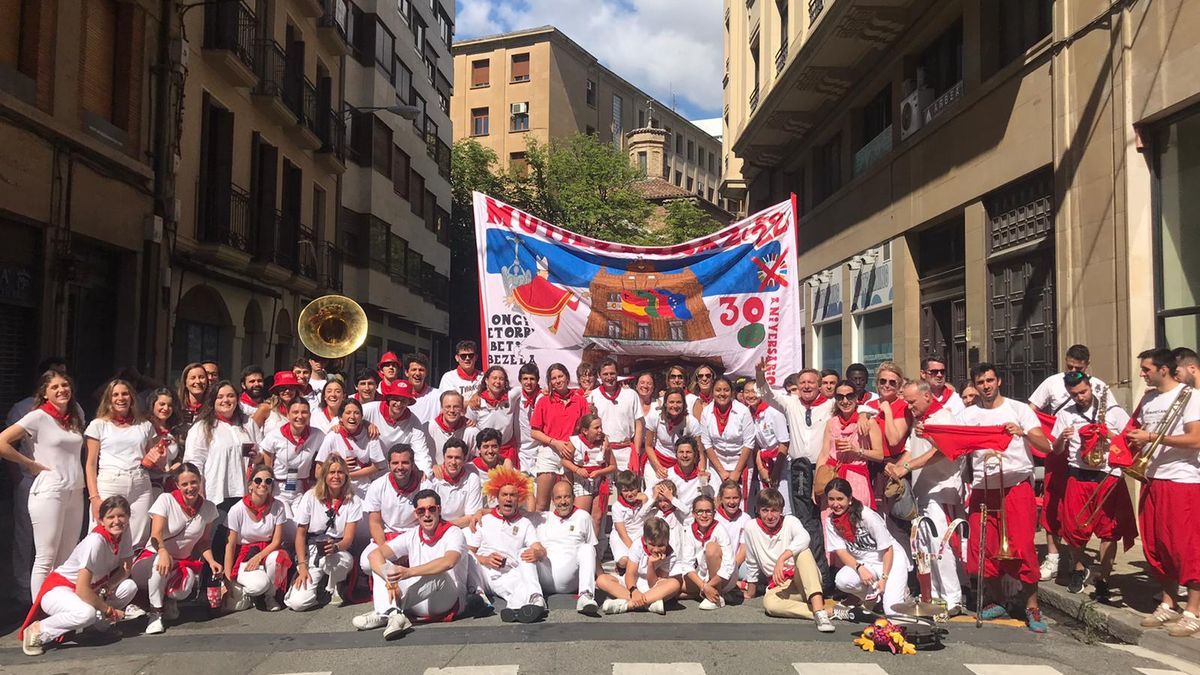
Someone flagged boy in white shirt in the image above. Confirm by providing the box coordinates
[595,517,684,615]
[608,470,654,573]
[680,494,734,610]
[742,488,834,632]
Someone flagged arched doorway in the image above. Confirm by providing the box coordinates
[173,284,234,376]
[241,300,265,371]
[272,307,293,373]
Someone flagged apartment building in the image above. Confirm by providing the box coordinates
[451,26,726,208]
[0,0,163,413]
[722,0,1200,404]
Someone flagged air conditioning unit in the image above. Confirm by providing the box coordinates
[511,102,528,114]
[899,88,934,140]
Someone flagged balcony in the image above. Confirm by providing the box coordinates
[294,78,322,150]
[194,183,254,270]
[852,125,892,177]
[749,86,760,114]
[316,110,346,173]
[316,0,350,56]
[809,0,825,23]
[290,226,321,293]
[248,209,295,283]
[775,39,789,74]
[923,81,964,125]
[202,1,258,88]
[321,242,343,292]
[293,0,322,19]
[251,40,297,127]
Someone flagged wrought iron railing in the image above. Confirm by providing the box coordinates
[204,1,258,73]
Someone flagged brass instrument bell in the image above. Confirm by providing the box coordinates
[298,295,368,359]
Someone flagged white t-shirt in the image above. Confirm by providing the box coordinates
[932,387,966,416]
[587,386,641,443]
[715,506,751,549]
[749,405,790,453]
[626,536,687,582]
[700,402,756,470]
[292,489,364,541]
[84,418,153,472]
[428,418,479,465]
[438,369,483,399]
[394,524,469,605]
[362,403,433,473]
[8,399,86,473]
[824,506,896,567]
[315,429,385,496]
[431,471,485,521]
[743,515,810,579]
[665,465,712,512]
[906,407,963,501]
[183,420,260,503]
[515,388,542,470]
[407,383,441,425]
[959,398,1041,488]
[147,492,219,558]
[474,511,538,562]
[259,426,325,489]
[1051,396,1130,475]
[644,410,703,466]
[532,508,597,552]
[570,435,608,471]
[636,397,661,427]
[760,387,833,462]
[467,389,518,448]
[1029,372,1110,413]
[363,472,432,534]
[611,497,655,542]
[681,522,734,580]
[224,498,288,545]
[55,530,133,584]
[16,408,85,492]
[1140,385,1200,482]
[310,406,340,435]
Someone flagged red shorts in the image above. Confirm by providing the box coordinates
[967,480,1039,584]
[1139,479,1200,586]
[1057,474,1136,548]
[1039,451,1069,536]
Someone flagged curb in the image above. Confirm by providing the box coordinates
[1039,582,1200,660]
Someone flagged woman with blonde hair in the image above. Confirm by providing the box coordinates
[286,454,362,610]
[85,379,156,546]
[177,362,210,427]
[223,463,290,612]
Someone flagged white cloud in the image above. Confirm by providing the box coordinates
[454,0,724,117]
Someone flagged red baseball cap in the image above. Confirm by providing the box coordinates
[378,351,401,368]
[380,379,416,402]
[270,371,301,392]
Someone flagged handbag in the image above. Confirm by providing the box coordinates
[814,462,839,498]
[886,476,918,521]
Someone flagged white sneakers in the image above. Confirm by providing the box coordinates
[698,595,726,611]
[329,586,345,608]
[225,586,254,612]
[384,612,413,640]
[813,609,836,633]
[263,593,283,612]
[577,592,600,616]
[647,599,666,615]
[601,598,629,615]
[123,604,147,620]
[144,612,166,635]
[1039,554,1060,582]
[352,610,389,630]
[21,623,44,656]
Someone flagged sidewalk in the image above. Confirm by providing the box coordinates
[1037,536,1200,662]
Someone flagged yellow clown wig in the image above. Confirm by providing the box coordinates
[483,465,534,502]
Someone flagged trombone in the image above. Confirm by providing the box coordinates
[975,451,1017,628]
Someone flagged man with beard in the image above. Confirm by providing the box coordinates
[1173,348,1199,387]
[471,466,547,623]
[239,366,266,416]
[529,480,600,615]
[364,381,433,474]
[361,489,470,639]
[355,445,432,580]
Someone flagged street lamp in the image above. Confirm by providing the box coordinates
[343,104,422,121]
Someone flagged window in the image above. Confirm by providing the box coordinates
[437,8,452,44]
[409,171,425,216]
[675,133,683,154]
[313,186,325,238]
[697,147,704,166]
[471,107,489,136]
[586,79,596,107]
[369,219,389,272]
[510,102,529,131]
[638,109,646,128]
[856,309,894,377]
[396,62,413,104]
[637,151,648,175]
[611,95,623,144]
[411,15,426,53]
[389,233,408,281]
[81,0,119,123]
[470,59,489,87]
[686,176,693,191]
[375,19,395,82]
[708,154,716,174]
[392,146,410,198]
[816,321,843,372]
[411,91,426,132]
[407,249,423,292]
[707,187,714,201]
[814,133,843,204]
[994,0,1051,72]
[607,320,621,339]
[687,140,695,161]
[858,84,892,148]
[511,53,530,82]
[1152,108,1200,347]
[510,152,527,174]
[424,189,436,231]
[372,117,392,178]
[397,0,411,23]
[674,170,682,186]
[920,19,964,97]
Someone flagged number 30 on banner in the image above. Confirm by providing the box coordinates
[717,296,765,327]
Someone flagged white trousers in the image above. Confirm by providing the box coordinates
[38,578,136,641]
[131,556,198,608]
[477,557,543,608]
[95,468,154,548]
[912,500,964,608]
[28,486,84,597]
[13,475,34,603]
[535,543,596,596]
[834,547,911,617]
[285,545,353,611]
[234,550,284,598]
[369,545,461,617]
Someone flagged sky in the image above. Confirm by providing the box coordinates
[455,0,725,121]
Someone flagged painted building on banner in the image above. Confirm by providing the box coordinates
[722,0,1200,403]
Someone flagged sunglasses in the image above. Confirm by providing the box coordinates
[834,393,855,401]
[693,508,714,515]
[252,476,274,486]
[414,505,441,516]
[457,353,475,359]
[877,378,899,387]
[697,373,714,380]
[925,368,945,375]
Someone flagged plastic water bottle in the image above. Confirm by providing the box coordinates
[206,573,223,609]
[285,468,298,495]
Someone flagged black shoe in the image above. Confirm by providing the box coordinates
[499,608,517,623]
[1068,568,1090,594]
[515,604,544,624]
[1093,578,1111,604]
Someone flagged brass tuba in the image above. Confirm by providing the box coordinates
[297,294,368,359]
[1124,386,1193,483]
[1082,388,1111,468]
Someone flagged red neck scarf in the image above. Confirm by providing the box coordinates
[171,489,199,519]
[93,524,121,556]
[410,381,429,398]
[554,507,579,522]
[713,402,732,435]
[434,413,464,434]
[673,463,700,481]
[240,392,259,408]
[522,388,541,409]
[380,404,411,428]
[756,516,783,537]
[491,507,521,524]
[471,456,496,472]
[38,402,72,428]
[716,505,741,522]
[857,391,872,404]
[551,388,574,405]
[835,410,859,427]
[831,512,857,543]
[617,494,642,510]
[323,496,344,517]
[692,520,717,544]
[338,423,366,446]
[282,424,310,447]
[481,389,507,408]
[111,412,134,426]
[697,389,714,405]
[275,403,289,417]
[215,412,237,426]
[598,385,622,404]
[802,395,829,409]
[419,519,455,545]
[441,465,467,486]
[657,501,676,516]
[389,471,421,497]
[934,387,954,406]
[917,397,944,421]
[456,366,477,381]
[186,398,203,414]
[749,400,769,421]
[666,411,687,429]
[242,495,273,522]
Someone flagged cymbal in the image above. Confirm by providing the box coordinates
[890,601,945,617]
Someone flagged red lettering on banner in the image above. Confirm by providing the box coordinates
[718,297,739,326]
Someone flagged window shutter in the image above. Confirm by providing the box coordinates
[409,172,424,216]
[81,0,117,119]
[471,59,488,87]
[511,53,529,81]
[395,149,410,199]
[0,0,22,67]
[372,117,392,177]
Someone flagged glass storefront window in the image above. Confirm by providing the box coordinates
[1154,110,1200,346]
[817,322,842,372]
[857,309,893,379]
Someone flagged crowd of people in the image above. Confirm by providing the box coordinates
[3,340,1199,657]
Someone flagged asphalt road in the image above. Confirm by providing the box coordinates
[2,595,1196,675]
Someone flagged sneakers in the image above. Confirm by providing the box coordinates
[1167,612,1200,638]
[1068,568,1091,594]
[577,592,600,616]
[21,623,44,656]
[602,598,629,615]
[1026,607,1049,633]
[813,609,836,633]
[144,612,165,635]
[352,610,388,631]
[1039,554,1060,582]
[978,603,1010,621]
[163,598,180,621]
[647,599,666,615]
[1140,603,1182,628]
[1093,579,1111,604]
[698,596,725,611]
[263,593,283,612]
[465,592,493,618]
[123,603,147,620]
[383,612,412,640]
[831,603,857,622]
[514,603,546,623]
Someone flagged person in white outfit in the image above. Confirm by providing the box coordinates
[587,358,643,474]
[679,494,734,610]
[357,489,471,640]
[595,516,684,615]
[0,370,87,600]
[530,479,600,615]
[428,391,479,464]
[84,379,157,547]
[132,463,221,634]
[183,381,270,506]
[465,366,520,468]
[471,466,547,623]
[222,464,290,613]
[664,436,713,511]
[310,377,347,434]
[438,340,484,398]
[563,413,616,534]
[19,495,139,656]
[699,378,755,505]
[824,477,911,618]
[260,398,325,511]
[431,439,485,527]
[314,398,384,498]
[363,380,433,474]
[359,445,433,574]
[642,389,705,484]
[742,488,834,631]
[286,454,362,611]
[608,470,654,572]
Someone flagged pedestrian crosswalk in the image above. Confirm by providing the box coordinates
[391,664,1190,675]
